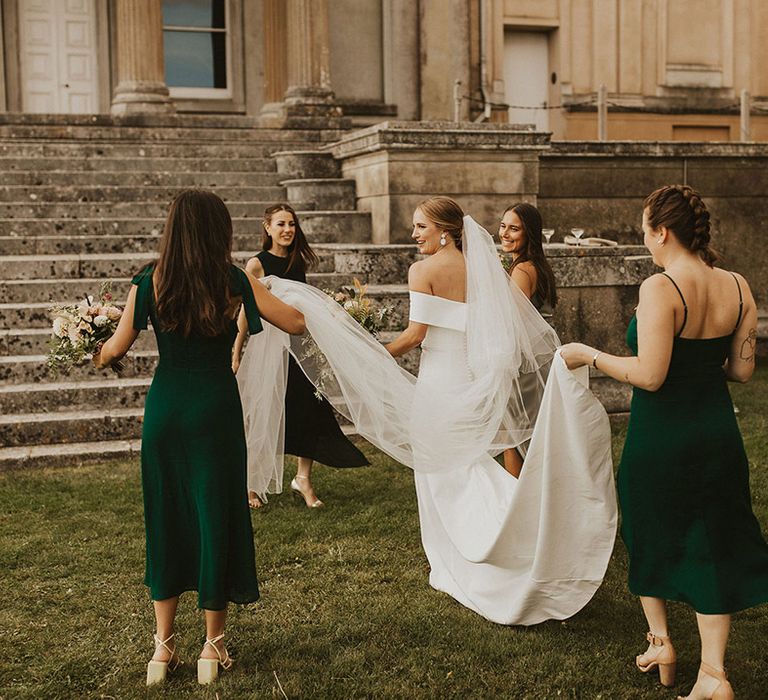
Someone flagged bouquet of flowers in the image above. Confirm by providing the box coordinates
[303,278,393,400]
[328,277,392,338]
[47,281,124,377]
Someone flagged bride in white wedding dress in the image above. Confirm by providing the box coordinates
[238,197,617,625]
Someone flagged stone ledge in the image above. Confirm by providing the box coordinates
[548,141,768,158]
[329,120,551,159]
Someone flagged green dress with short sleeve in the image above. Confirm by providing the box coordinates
[617,273,768,614]
[131,264,262,610]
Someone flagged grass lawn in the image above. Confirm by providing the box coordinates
[1,367,767,699]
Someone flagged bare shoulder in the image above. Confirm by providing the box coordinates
[408,259,432,291]
[640,273,677,300]
[723,269,755,302]
[515,260,536,279]
[245,256,264,276]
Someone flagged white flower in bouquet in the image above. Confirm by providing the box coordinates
[52,316,69,338]
[93,315,109,328]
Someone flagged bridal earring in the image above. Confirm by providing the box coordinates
[440,233,447,246]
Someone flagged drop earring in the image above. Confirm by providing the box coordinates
[440,233,447,247]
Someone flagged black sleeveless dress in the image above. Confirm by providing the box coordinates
[256,251,369,467]
[618,273,768,613]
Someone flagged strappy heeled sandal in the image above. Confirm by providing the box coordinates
[677,662,735,700]
[636,631,677,687]
[146,632,182,686]
[291,475,324,508]
[197,633,233,684]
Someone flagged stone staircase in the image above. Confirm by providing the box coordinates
[0,116,414,470]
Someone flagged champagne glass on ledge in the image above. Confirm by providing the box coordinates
[570,228,585,247]
[542,228,555,244]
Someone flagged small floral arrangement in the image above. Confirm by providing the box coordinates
[303,278,393,400]
[499,252,513,273]
[47,281,124,377]
[328,277,392,338]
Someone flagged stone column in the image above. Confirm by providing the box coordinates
[110,0,175,115]
[279,0,344,125]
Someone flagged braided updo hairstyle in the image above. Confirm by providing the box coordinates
[643,185,720,266]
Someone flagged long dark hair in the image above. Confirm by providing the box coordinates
[261,203,319,273]
[504,202,558,308]
[644,185,720,267]
[154,189,234,337]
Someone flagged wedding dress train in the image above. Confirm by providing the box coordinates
[238,217,617,625]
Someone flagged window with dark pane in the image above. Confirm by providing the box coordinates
[163,0,227,89]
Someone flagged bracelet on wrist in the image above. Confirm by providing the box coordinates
[592,351,601,369]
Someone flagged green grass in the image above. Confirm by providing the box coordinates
[1,367,767,699]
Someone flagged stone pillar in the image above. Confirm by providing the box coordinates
[275,0,345,126]
[110,0,175,115]
[285,0,333,104]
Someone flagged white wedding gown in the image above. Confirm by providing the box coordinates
[239,216,617,625]
[408,291,616,624]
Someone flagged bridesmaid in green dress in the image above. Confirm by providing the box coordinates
[94,190,305,686]
[562,185,768,700]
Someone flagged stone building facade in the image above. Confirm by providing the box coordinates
[1,0,766,140]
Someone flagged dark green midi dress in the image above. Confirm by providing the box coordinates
[132,265,261,610]
[618,273,768,614]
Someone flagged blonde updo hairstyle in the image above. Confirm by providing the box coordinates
[417,196,464,251]
[643,185,720,267]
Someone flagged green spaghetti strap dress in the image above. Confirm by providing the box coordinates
[618,273,768,614]
[132,264,262,610]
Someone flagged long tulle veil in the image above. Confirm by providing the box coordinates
[238,215,560,495]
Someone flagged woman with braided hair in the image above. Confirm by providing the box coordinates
[562,185,768,699]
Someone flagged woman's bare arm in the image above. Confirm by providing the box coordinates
[725,273,757,383]
[93,286,140,368]
[385,262,430,358]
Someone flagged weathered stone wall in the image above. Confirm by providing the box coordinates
[538,142,768,310]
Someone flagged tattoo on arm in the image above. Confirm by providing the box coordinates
[739,328,757,363]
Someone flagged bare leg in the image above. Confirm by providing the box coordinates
[640,596,670,637]
[502,448,523,478]
[152,596,179,662]
[293,457,323,507]
[200,608,228,660]
[636,596,677,686]
[682,614,732,699]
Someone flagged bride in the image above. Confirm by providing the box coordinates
[238,197,617,625]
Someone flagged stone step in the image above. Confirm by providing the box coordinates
[0,271,352,318]
[0,377,151,414]
[0,283,410,332]
[0,170,283,187]
[0,142,291,159]
[0,407,143,447]
[0,325,158,355]
[1,350,159,383]
[282,179,357,211]
[0,438,142,471]
[0,156,279,173]
[0,120,346,144]
[0,232,286,254]
[0,200,316,219]
[0,185,286,203]
[0,216,313,237]
[0,251,328,282]
[0,210,370,244]
[0,245,411,286]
